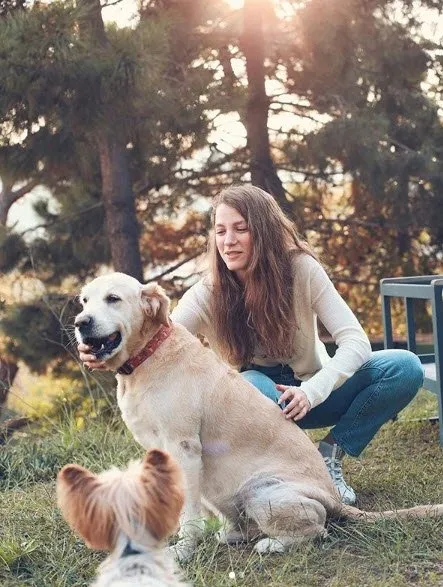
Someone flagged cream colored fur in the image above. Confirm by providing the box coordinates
[57,449,188,586]
[75,272,443,561]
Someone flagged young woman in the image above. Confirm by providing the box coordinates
[79,185,424,505]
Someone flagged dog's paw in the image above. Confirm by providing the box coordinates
[169,540,197,564]
[253,537,287,554]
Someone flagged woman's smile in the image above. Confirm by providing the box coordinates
[215,203,252,282]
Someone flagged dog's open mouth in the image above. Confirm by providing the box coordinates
[84,331,122,359]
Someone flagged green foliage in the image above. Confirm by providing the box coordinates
[0,0,26,18]
[0,410,138,491]
[264,0,443,336]
[0,538,37,574]
[7,366,116,422]
[0,0,220,286]
[28,190,110,285]
[0,227,27,273]
[0,294,80,373]
[280,0,443,258]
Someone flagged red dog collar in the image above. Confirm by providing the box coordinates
[117,324,173,375]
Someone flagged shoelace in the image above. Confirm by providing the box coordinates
[323,456,346,483]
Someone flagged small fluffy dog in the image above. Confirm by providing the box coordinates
[75,272,443,562]
[57,448,188,586]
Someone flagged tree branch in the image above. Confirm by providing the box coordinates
[145,250,205,283]
[19,203,103,237]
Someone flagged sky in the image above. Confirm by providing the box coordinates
[7,187,52,235]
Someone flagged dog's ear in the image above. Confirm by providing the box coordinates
[57,464,116,551]
[140,283,170,326]
[138,449,185,540]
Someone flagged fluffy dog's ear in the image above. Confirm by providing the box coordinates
[57,464,116,551]
[140,283,170,326]
[138,449,185,540]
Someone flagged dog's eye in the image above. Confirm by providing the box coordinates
[81,297,88,305]
[106,294,121,304]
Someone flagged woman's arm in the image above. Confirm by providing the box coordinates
[299,258,372,409]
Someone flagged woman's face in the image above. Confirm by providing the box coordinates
[214,203,252,282]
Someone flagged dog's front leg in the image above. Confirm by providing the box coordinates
[170,437,204,563]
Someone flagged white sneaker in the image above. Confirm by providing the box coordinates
[318,441,356,505]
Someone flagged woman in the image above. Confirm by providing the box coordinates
[79,185,424,505]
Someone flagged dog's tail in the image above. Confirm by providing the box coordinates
[339,503,443,521]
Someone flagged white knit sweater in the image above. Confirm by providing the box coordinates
[171,253,372,409]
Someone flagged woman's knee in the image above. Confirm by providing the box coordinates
[241,370,280,405]
[386,349,424,398]
[395,349,423,381]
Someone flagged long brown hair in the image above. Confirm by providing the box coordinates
[209,185,316,366]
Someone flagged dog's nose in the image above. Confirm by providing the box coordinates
[75,315,93,332]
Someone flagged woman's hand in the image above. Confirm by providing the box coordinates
[276,385,311,422]
[77,343,107,371]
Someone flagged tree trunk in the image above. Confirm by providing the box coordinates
[0,178,39,226]
[98,132,144,280]
[78,0,144,281]
[0,189,9,225]
[242,0,290,215]
[396,174,412,260]
[0,359,18,419]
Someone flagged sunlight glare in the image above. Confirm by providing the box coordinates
[226,0,244,7]
[102,0,138,27]
[102,0,247,27]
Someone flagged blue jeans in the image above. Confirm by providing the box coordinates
[241,350,424,457]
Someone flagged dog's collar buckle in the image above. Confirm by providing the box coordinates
[117,363,134,375]
[117,323,173,376]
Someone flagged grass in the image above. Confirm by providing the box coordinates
[0,390,442,586]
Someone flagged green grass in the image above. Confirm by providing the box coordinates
[0,390,442,586]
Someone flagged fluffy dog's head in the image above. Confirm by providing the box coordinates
[57,449,184,551]
[75,273,170,366]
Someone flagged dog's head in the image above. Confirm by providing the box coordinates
[75,272,170,365]
[57,449,184,551]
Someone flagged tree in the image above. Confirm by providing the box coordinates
[0,0,215,281]
[274,0,443,250]
[242,0,289,212]
[1,0,235,276]
[0,0,223,371]
[77,0,143,279]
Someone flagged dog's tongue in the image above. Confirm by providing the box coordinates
[90,331,122,359]
[90,333,117,351]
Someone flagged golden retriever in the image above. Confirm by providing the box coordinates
[75,272,443,561]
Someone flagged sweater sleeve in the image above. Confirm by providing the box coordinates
[299,259,372,409]
[170,279,210,337]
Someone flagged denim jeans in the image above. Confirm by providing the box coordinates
[241,350,424,457]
